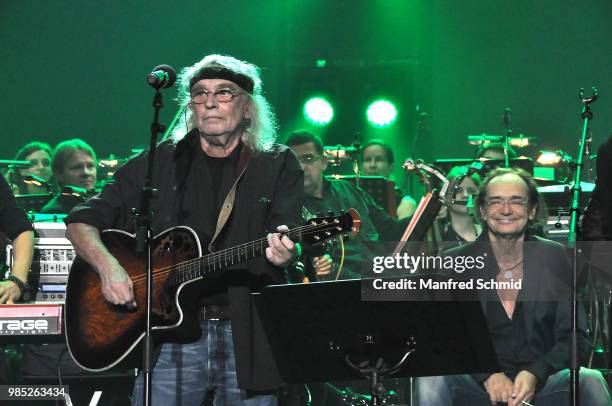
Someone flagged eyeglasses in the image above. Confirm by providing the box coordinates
[485,197,529,210]
[190,88,242,104]
[296,154,321,165]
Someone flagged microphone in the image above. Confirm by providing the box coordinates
[146,64,176,89]
[503,107,512,128]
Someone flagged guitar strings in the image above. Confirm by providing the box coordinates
[128,223,346,288]
[144,221,340,276]
[128,227,338,288]
[127,223,339,284]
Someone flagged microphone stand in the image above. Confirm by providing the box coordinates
[502,107,512,168]
[567,86,598,406]
[135,88,166,406]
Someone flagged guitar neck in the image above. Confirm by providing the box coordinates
[168,228,302,286]
[167,211,356,287]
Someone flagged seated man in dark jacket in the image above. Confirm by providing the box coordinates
[417,168,611,406]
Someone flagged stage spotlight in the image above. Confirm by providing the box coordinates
[366,99,397,128]
[303,97,334,126]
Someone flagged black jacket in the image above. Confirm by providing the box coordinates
[66,130,304,290]
[447,232,590,386]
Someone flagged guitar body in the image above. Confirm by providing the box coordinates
[65,226,203,371]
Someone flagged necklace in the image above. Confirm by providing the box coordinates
[498,258,524,279]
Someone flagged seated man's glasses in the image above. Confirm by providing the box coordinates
[485,197,529,210]
[190,88,242,104]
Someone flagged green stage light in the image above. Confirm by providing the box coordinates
[303,97,334,126]
[366,99,398,128]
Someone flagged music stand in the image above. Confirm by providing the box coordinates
[229,279,498,405]
[326,175,398,216]
[15,193,53,212]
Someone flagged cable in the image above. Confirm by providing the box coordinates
[334,237,345,281]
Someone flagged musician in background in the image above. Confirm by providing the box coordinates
[6,141,54,195]
[20,138,110,405]
[437,165,483,247]
[286,131,409,280]
[417,168,611,406]
[0,174,34,388]
[360,139,417,219]
[41,138,98,213]
[582,135,612,240]
[65,54,302,405]
[581,134,612,377]
[0,175,34,303]
[476,142,518,161]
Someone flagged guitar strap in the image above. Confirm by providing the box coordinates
[208,145,252,253]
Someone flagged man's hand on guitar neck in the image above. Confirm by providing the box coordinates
[265,225,298,268]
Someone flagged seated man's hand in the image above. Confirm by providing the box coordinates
[266,225,297,268]
[484,372,514,404]
[509,370,536,406]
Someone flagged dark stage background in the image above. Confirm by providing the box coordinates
[1,0,611,184]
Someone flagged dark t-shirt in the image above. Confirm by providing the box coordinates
[179,143,242,305]
[179,142,241,249]
[486,297,536,379]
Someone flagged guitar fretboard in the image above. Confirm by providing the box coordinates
[167,219,345,287]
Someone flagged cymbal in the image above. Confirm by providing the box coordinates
[468,133,536,147]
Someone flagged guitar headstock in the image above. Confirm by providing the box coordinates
[299,208,361,245]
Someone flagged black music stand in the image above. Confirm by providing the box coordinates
[15,193,53,212]
[229,279,498,405]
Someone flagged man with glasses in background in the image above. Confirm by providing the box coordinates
[286,130,409,281]
[65,54,303,405]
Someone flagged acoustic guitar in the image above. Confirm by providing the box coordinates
[65,209,360,371]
